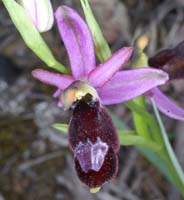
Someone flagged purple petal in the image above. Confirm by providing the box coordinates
[97,68,168,105]
[53,89,63,107]
[53,89,62,98]
[148,87,184,121]
[88,47,133,88]
[32,69,74,89]
[55,6,96,79]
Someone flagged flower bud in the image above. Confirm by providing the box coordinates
[19,0,54,32]
[148,40,184,80]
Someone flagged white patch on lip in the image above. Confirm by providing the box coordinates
[75,137,108,173]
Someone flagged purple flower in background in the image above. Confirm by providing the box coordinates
[148,41,184,121]
[32,6,168,191]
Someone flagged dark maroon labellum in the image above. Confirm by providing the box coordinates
[148,40,184,80]
[68,94,119,189]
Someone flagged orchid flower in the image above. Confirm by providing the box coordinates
[147,41,184,121]
[32,6,168,191]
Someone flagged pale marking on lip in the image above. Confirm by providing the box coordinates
[75,137,108,173]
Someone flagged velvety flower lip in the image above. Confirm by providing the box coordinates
[147,40,184,121]
[75,146,118,189]
[32,5,169,190]
[69,94,119,189]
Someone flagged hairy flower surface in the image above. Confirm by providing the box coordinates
[148,41,184,121]
[32,6,168,191]
[69,93,119,190]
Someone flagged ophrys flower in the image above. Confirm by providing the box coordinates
[32,6,168,192]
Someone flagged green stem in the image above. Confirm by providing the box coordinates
[125,101,163,145]
[131,49,151,140]
[151,98,184,197]
[132,96,150,139]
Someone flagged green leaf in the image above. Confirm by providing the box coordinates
[80,0,111,61]
[52,123,68,134]
[2,0,69,74]
[125,101,163,145]
[118,130,161,152]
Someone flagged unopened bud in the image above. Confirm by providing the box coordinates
[19,0,54,32]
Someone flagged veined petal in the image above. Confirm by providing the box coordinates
[55,6,96,79]
[98,68,168,105]
[148,87,184,121]
[32,69,74,89]
[88,47,133,88]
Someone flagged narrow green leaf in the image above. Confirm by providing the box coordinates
[118,130,161,152]
[52,123,68,134]
[151,99,184,196]
[2,0,69,74]
[80,0,111,61]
